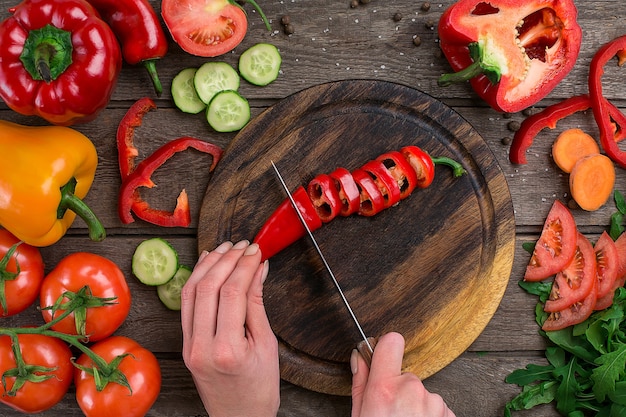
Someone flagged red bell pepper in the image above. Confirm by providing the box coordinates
[253,186,323,261]
[116,97,157,180]
[85,0,168,96]
[0,0,121,126]
[589,35,626,169]
[437,0,582,113]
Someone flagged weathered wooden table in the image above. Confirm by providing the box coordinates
[2,0,625,416]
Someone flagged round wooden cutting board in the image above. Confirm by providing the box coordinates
[197,80,515,396]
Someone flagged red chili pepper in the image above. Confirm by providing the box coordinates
[589,35,626,169]
[400,146,436,188]
[253,186,323,261]
[307,174,342,223]
[362,160,401,208]
[328,167,360,217]
[352,168,387,217]
[376,151,419,199]
[0,0,122,125]
[118,136,222,226]
[85,0,168,96]
[509,94,626,164]
[437,0,582,113]
[117,97,157,179]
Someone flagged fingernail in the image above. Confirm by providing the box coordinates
[233,239,249,250]
[261,260,269,283]
[350,349,359,375]
[244,243,259,256]
[198,250,210,262]
[214,241,233,254]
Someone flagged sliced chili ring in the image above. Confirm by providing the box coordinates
[328,167,360,216]
[376,151,418,199]
[362,160,401,208]
[351,168,386,217]
[400,146,435,188]
[307,174,342,223]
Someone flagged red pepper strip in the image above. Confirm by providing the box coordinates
[351,168,386,217]
[254,186,323,262]
[509,94,626,164]
[400,146,436,188]
[328,167,360,216]
[362,160,401,208]
[589,35,626,169]
[116,97,157,179]
[376,151,418,199]
[118,136,223,226]
[307,174,342,223]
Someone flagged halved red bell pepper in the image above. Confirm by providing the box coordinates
[253,186,323,261]
[437,0,582,113]
[589,35,626,169]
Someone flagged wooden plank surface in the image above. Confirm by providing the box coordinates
[0,0,625,416]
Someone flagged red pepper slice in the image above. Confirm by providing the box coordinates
[253,186,323,262]
[400,146,436,188]
[362,160,401,208]
[589,35,626,169]
[509,94,626,164]
[118,136,222,226]
[351,168,386,217]
[116,97,157,179]
[328,167,360,217]
[307,173,342,223]
[376,151,419,199]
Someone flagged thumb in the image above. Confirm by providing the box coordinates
[350,349,370,417]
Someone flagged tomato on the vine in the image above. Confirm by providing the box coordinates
[74,336,161,417]
[39,252,131,342]
[0,229,44,317]
[0,333,73,413]
[161,0,268,57]
[524,200,578,281]
[544,233,596,313]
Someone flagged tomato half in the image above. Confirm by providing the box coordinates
[39,252,131,342]
[0,333,73,413]
[161,0,248,57]
[0,229,44,317]
[544,233,596,313]
[542,280,597,331]
[74,336,161,417]
[524,200,578,282]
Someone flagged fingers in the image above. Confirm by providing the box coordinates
[368,332,405,381]
[350,348,370,417]
[244,259,274,343]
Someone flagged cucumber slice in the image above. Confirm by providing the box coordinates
[171,68,206,114]
[194,62,240,104]
[157,265,192,310]
[132,238,179,286]
[206,90,250,132]
[239,43,281,86]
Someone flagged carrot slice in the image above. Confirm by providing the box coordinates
[569,153,615,211]
[552,128,600,173]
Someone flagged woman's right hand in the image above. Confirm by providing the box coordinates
[351,332,456,417]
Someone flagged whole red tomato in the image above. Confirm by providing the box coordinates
[0,332,73,413]
[40,252,131,342]
[0,229,44,317]
[74,336,161,417]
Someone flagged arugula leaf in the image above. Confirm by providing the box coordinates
[505,380,558,412]
[610,191,626,240]
[505,363,555,386]
[609,381,626,405]
[591,343,626,402]
[554,357,580,415]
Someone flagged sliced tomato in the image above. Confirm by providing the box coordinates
[161,0,248,57]
[524,200,578,282]
[544,233,596,313]
[542,281,597,331]
[594,231,619,301]
[596,231,626,310]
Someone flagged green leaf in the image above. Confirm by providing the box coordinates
[610,212,624,241]
[519,280,552,300]
[609,381,626,405]
[609,403,626,417]
[505,363,555,386]
[591,343,626,402]
[545,346,567,368]
[554,357,580,415]
[546,327,599,363]
[505,380,558,411]
[615,190,626,215]
[522,241,536,253]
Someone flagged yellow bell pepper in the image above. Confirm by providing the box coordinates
[0,120,105,246]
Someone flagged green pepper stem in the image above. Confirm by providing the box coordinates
[143,60,163,97]
[438,61,487,87]
[438,41,502,87]
[58,178,106,242]
[432,156,467,178]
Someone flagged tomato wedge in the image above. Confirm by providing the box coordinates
[542,281,597,332]
[544,233,596,313]
[596,231,626,309]
[594,231,619,300]
[524,200,578,281]
[161,0,269,57]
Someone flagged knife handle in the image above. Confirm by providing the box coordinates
[356,337,378,368]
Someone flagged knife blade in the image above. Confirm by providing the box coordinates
[270,161,375,361]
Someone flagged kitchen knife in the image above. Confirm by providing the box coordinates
[270,161,376,366]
